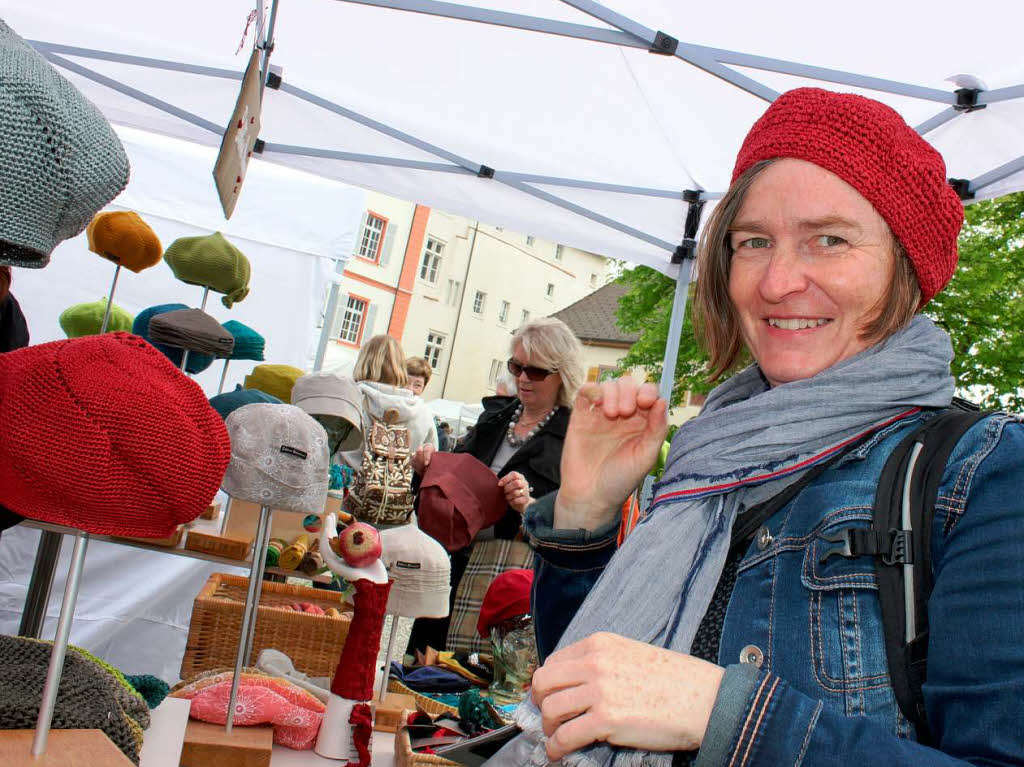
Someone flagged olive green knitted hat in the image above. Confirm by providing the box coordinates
[0,20,130,268]
[164,231,251,308]
[59,298,134,338]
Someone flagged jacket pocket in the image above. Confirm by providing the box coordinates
[801,511,906,725]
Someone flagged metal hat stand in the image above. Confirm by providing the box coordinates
[29,273,123,756]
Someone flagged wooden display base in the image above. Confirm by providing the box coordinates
[0,729,134,767]
[179,720,274,767]
[373,691,418,733]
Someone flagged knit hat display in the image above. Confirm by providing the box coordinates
[244,363,305,403]
[133,303,214,374]
[732,87,964,305]
[149,307,235,357]
[222,319,265,361]
[58,297,133,338]
[0,332,231,537]
[209,384,283,421]
[0,636,150,764]
[0,20,130,268]
[291,373,363,452]
[222,403,330,513]
[477,569,533,638]
[164,231,251,308]
[86,211,163,273]
[379,523,451,619]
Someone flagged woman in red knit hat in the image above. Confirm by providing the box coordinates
[491,88,1024,767]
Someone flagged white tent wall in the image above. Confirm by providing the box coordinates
[5,0,1023,284]
[12,126,367,394]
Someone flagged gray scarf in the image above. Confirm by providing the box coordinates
[491,315,954,767]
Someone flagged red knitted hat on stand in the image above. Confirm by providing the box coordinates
[732,88,964,305]
[0,332,230,537]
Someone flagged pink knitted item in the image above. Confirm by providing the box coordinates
[330,579,391,701]
[733,88,964,305]
[172,674,325,750]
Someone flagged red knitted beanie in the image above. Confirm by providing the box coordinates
[0,332,230,537]
[732,88,964,305]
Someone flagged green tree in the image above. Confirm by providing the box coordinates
[614,192,1024,410]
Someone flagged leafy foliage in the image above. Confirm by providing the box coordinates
[613,192,1024,411]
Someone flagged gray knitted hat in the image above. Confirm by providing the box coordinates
[0,19,130,268]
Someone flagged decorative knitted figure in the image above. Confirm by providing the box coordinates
[314,512,391,761]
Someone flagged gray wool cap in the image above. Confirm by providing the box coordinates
[0,19,130,268]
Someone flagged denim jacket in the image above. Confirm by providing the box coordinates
[524,411,1024,766]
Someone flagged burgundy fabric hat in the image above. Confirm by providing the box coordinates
[418,453,507,553]
[477,569,534,638]
[0,332,230,537]
[732,87,964,305]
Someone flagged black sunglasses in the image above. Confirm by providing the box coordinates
[507,358,556,382]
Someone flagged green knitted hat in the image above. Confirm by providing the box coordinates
[164,231,251,308]
[0,20,130,268]
[59,298,134,338]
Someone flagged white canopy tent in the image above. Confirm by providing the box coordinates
[6,0,1023,400]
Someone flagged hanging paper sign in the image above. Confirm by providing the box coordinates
[214,47,262,219]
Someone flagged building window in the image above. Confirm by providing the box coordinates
[526,235,535,246]
[546,283,555,299]
[446,279,461,306]
[555,244,564,261]
[520,309,530,327]
[473,290,486,314]
[590,273,598,288]
[498,300,510,324]
[358,213,387,262]
[419,237,444,284]
[339,296,367,344]
[488,358,502,386]
[424,331,446,369]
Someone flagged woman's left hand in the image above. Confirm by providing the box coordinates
[532,632,725,760]
[498,471,534,514]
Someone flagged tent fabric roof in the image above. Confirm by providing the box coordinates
[551,281,638,346]
[10,1,1024,278]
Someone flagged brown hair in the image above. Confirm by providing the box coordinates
[405,356,432,385]
[694,159,921,381]
[353,334,408,387]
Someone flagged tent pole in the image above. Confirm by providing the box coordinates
[314,256,351,372]
[258,0,281,100]
[657,258,696,404]
[218,360,231,394]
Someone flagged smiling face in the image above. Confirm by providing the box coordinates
[406,375,426,396]
[511,342,562,412]
[727,159,896,387]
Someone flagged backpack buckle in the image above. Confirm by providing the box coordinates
[818,526,912,566]
[818,528,855,564]
[882,529,912,566]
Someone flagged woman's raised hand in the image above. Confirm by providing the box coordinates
[411,443,435,475]
[555,377,668,531]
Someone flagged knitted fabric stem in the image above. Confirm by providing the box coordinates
[330,579,391,700]
[347,702,374,767]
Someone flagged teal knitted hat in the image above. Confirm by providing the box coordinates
[222,319,265,361]
[59,298,133,338]
[0,20,130,268]
[164,232,251,308]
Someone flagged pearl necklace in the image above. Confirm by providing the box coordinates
[506,404,557,447]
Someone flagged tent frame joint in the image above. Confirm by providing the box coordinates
[649,31,678,56]
[948,178,975,201]
[477,164,495,178]
[265,64,283,90]
[953,88,986,113]
[673,190,706,264]
[253,138,266,154]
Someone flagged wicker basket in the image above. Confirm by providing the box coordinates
[387,679,459,717]
[184,530,252,560]
[394,711,459,767]
[180,573,352,681]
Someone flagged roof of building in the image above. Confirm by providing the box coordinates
[550,281,639,346]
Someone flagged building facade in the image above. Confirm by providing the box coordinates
[322,191,614,404]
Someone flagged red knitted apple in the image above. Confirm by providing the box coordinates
[337,522,381,568]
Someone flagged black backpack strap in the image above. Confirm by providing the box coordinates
[819,407,988,743]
